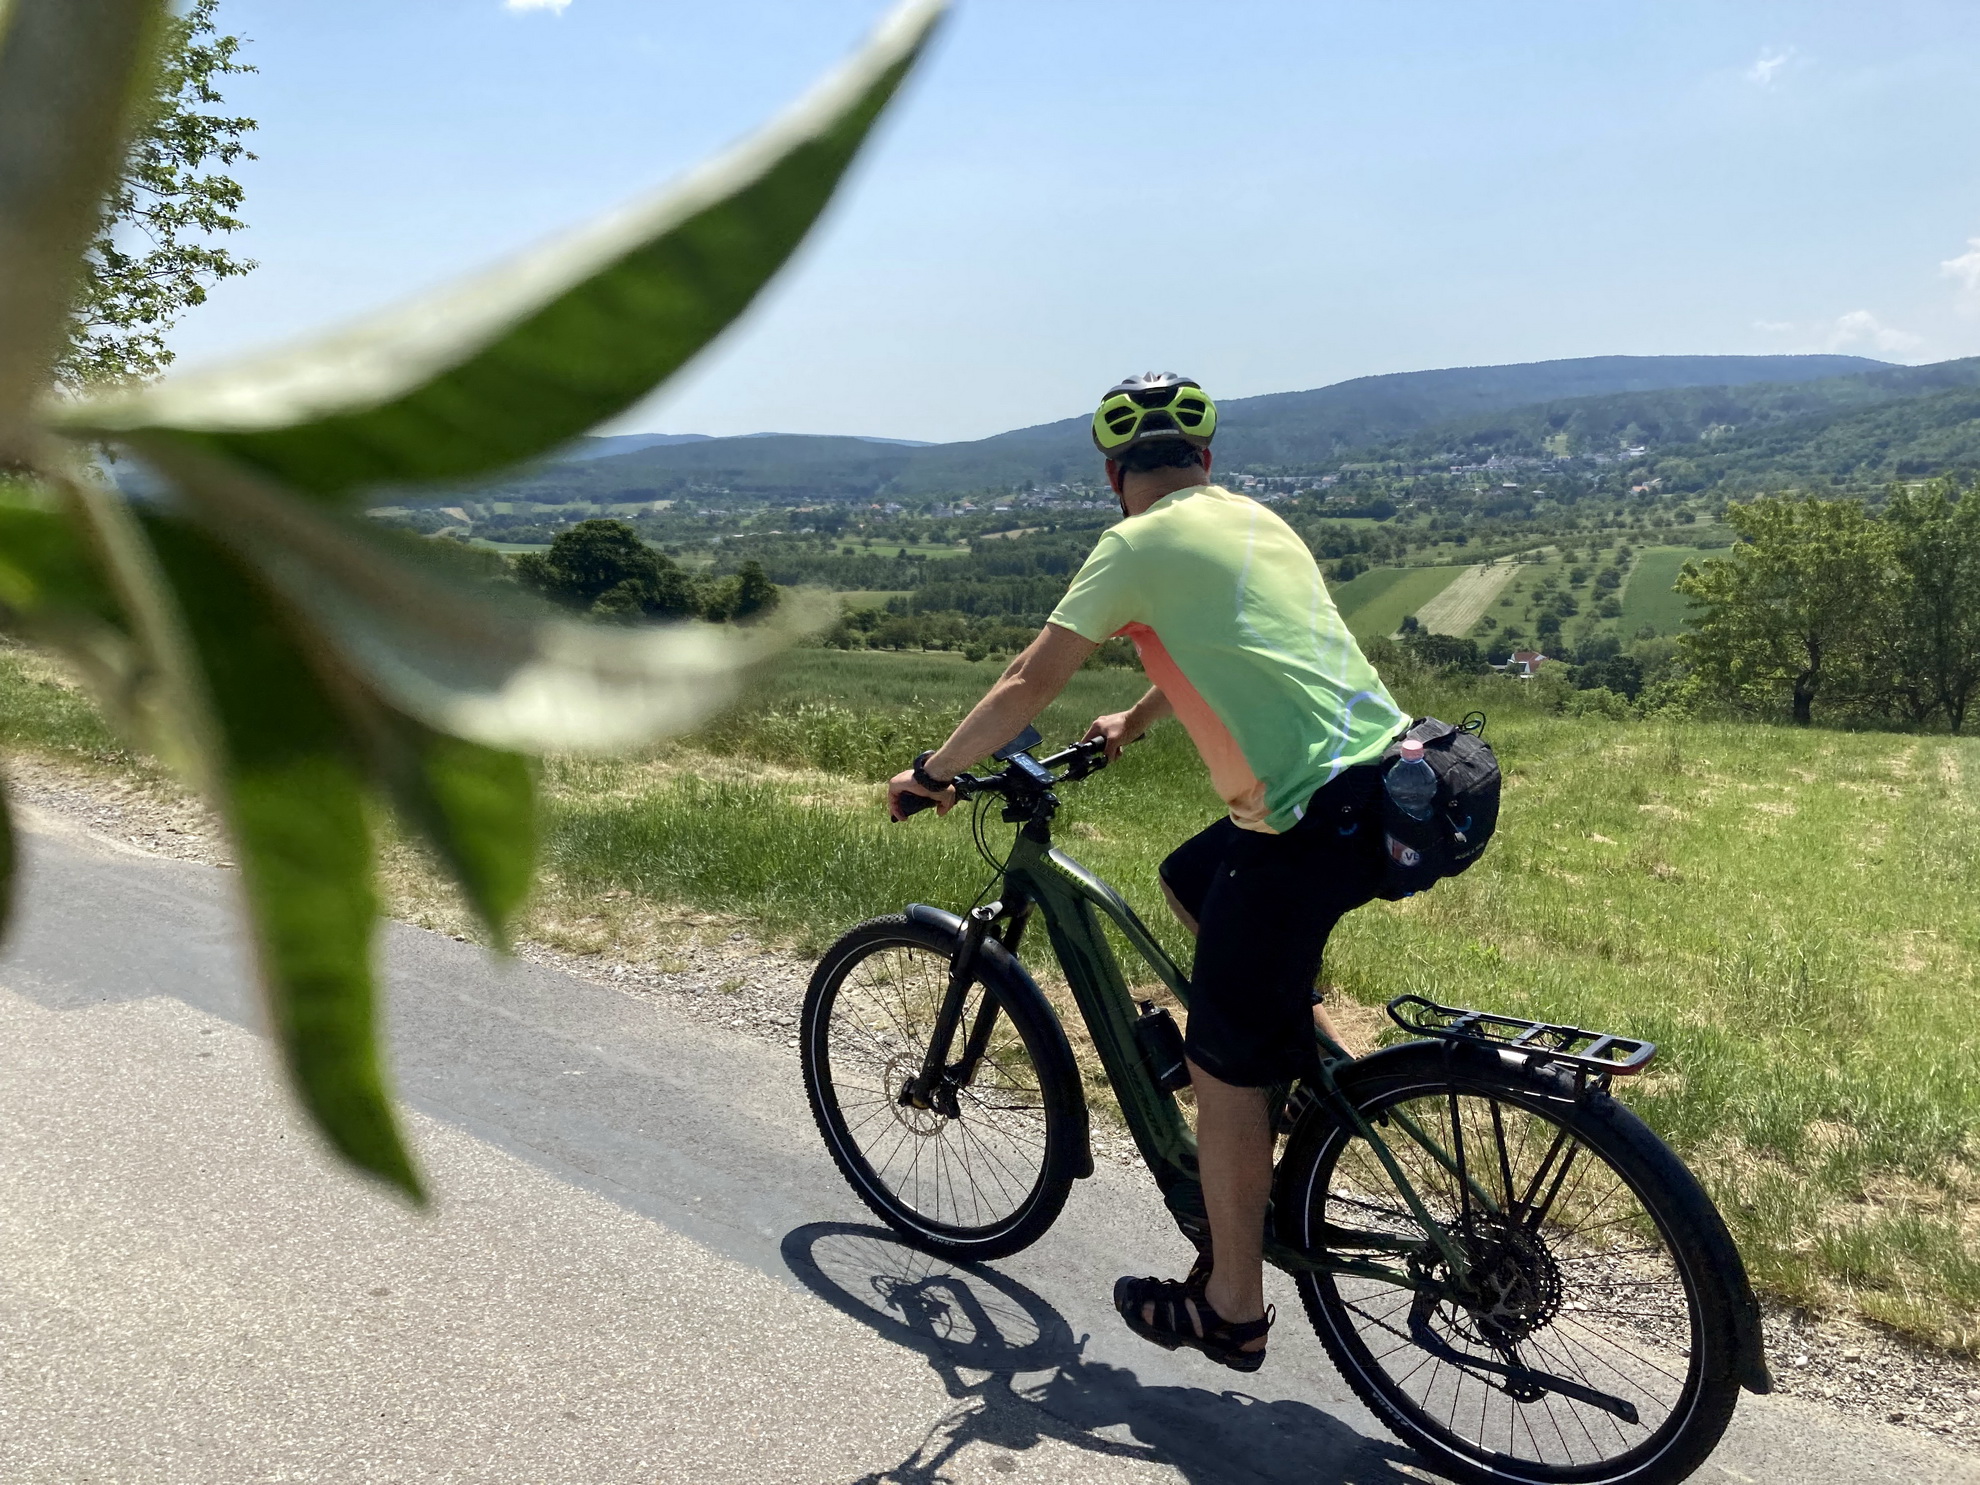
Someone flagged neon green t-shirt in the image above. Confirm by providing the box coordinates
[1048,483,1404,833]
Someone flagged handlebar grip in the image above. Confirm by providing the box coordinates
[894,791,939,820]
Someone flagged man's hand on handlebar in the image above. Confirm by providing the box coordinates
[1083,686,1170,762]
[1082,710,1141,763]
[888,769,956,821]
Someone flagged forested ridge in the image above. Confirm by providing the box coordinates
[459,353,1887,504]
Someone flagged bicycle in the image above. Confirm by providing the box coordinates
[800,730,1773,1485]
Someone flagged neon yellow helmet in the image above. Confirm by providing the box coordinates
[1091,372,1218,457]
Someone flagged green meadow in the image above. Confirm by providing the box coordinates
[1621,545,1708,636]
[4,641,1978,1347]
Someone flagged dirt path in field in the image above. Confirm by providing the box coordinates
[1415,557,1519,635]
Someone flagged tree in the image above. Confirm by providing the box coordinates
[727,559,781,623]
[60,0,256,386]
[1881,478,1980,733]
[1676,497,1888,725]
[1572,654,1644,699]
[514,519,700,622]
[1400,631,1481,672]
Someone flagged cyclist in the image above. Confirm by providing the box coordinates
[888,373,1406,1372]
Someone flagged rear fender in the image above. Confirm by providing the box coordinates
[905,904,1092,1179]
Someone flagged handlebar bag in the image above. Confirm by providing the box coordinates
[1373,717,1502,901]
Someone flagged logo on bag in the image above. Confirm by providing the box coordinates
[1386,835,1421,868]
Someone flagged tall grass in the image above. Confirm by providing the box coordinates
[0,642,147,767]
[689,648,1151,781]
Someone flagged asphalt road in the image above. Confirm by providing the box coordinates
[2,818,1974,1485]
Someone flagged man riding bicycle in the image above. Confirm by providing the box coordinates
[888,373,1407,1373]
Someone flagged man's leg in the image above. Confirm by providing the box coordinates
[1188,1059,1273,1344]
[1168,864,1271,1338]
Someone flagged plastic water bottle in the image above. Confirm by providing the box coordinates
[1385,738,1437,821]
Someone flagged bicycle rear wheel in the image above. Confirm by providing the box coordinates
[1278,1046,1744,1485]
[802,915,1085,1262]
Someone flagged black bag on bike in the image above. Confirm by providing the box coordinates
[1375,715,1500,900]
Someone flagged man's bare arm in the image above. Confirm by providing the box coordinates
[888,623,1097,818]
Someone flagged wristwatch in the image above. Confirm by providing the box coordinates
[911,750,954,792]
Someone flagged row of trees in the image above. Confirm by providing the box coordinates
[1677,483,1980,730]
[816,604,1142,666]
[513,520,781,625]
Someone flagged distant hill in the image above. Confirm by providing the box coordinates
[497,354,1883,501]
[1357,357,1980,492]
[1642,375,1980,493]
[1362,357,1980,461]
[558,432,711,461]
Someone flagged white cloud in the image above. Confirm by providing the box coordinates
[1752,319,1796,334]
[1942,238,1980,313]
[1826,310,1923,354]
[1746,46,1796,87]
[505,0,570,12]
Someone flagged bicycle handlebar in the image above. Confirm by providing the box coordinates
[892,736,1110,820]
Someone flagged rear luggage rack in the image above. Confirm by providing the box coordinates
[1387,994,1657,1077]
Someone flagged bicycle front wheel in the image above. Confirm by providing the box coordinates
[1278,1046,1744,1485]
[801,915,1085,1262]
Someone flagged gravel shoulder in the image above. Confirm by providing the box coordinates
[8,748,1979,1454]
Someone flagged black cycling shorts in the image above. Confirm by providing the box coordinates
[1158,764,1384,1087]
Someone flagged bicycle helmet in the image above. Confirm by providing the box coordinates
[1090,373,1218,457]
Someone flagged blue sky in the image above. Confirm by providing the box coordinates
[166,0,1980,443]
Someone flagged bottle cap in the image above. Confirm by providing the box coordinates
[1399,738,1425,761]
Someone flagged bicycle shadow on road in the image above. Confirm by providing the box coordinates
[781,1223,1420,1485]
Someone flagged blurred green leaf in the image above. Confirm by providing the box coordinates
[0,0,163,439]
[143,514,419,1199]
[0,485,172,751]
[0,0,947,1201]
[0,491,123,624]
[378,715,535,946]
[127,435,773,750]
[57,0,946,496]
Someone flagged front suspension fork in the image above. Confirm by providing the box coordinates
[901,901,1010,1113]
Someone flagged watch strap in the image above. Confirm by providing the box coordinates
[911,750,953,792]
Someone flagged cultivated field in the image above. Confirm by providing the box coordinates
[1328,564,1464,640]
[5,643,1978,1349]
[1415,557,1520,635]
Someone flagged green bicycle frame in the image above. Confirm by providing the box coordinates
[966,811,1478,1290]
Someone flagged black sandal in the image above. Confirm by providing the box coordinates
[1113,1270,1274,1373]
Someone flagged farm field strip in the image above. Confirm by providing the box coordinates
[1416,558,1520,635]
[1330,564,1465,640]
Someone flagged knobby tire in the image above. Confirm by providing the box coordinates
[801,915,1085,1262]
